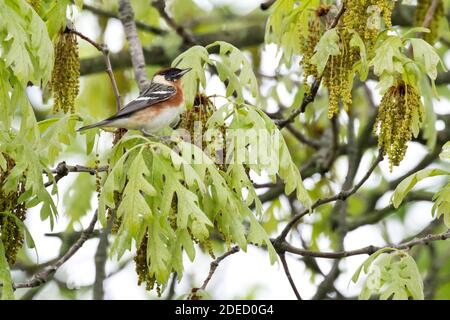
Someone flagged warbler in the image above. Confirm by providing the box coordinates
[78,67,191,135]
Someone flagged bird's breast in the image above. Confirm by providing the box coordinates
[135,103,183,133]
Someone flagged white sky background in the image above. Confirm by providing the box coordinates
[18,0,450,300]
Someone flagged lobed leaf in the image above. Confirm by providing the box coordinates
[311,29,341,75]
[391,168,450,208]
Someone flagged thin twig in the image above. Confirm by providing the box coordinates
[201,246,240,290]
[153,0,196,46]
[13,211,99,290]
[276,151,384,241]
[82,3,166,35]
[314,110,357,299]
[189,246,240,299]
[322,117,339,171]
[253,182,280,189]
[165,273,178,300]
[276,80,321,128]
[276,5,346,129]
[279,253,302,300]
[286,124,321,149]
[347,191,433,231]
[408,0,440,56]
[67,27,121,112]
[279,229,450,259]
[422,0,440,29]
[44,161,108,187]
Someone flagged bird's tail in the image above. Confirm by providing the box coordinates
[77,119,110,132]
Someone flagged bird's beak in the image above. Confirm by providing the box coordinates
[176,68,192,78]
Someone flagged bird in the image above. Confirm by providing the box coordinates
[77,67,192,136]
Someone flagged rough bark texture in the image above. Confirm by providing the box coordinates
[118,0,150,92]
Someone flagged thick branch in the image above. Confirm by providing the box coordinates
[77,6,450,87]
[80,25,265,75]
[118,0,150,92]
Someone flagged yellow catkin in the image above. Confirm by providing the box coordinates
[133,96,219,293]
[169,193,178,230]
[415,0,444,44]
[51,30,80,114]
[108,191,123,235]
[299,13,323,85]
[180,94,226,169]
[0,154,26,265]
[180,94,215,148]
[301,1,394,118]
[178,95,218,258]
[374,81,423,170]
[134,232,158,292]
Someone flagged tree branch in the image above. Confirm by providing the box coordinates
[189,246,240,299]
[44,161,108,187]
[67,26,121,112]
[80,25,265,75]
[118,0,150,92]
[279,253,302,300]
[347,191,434,230]
[165,273,178,300]
[278,229,450,259]
[93,210,115,300]
[276,4,346,129]
[82,3,166,35]
[286,124,321,149]
[422,0,441,28]
[13,211,99,290]
[275,151,384,241]
[153,0,196,46]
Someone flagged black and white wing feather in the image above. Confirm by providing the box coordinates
[110,82,176,120]
[77,82,177,132]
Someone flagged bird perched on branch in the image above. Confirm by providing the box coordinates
[78,67,191,136]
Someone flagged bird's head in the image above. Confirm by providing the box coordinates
[152,67,192,85]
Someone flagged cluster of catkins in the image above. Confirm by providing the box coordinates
[300,1,394,118]
[374,81,423,170]
[51,30,80,114]
[0,154,26,265]
[134,95,219,294]
[300,1,430,169]
[134,233,161,294]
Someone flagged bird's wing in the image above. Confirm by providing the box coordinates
[107,82,177,120]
